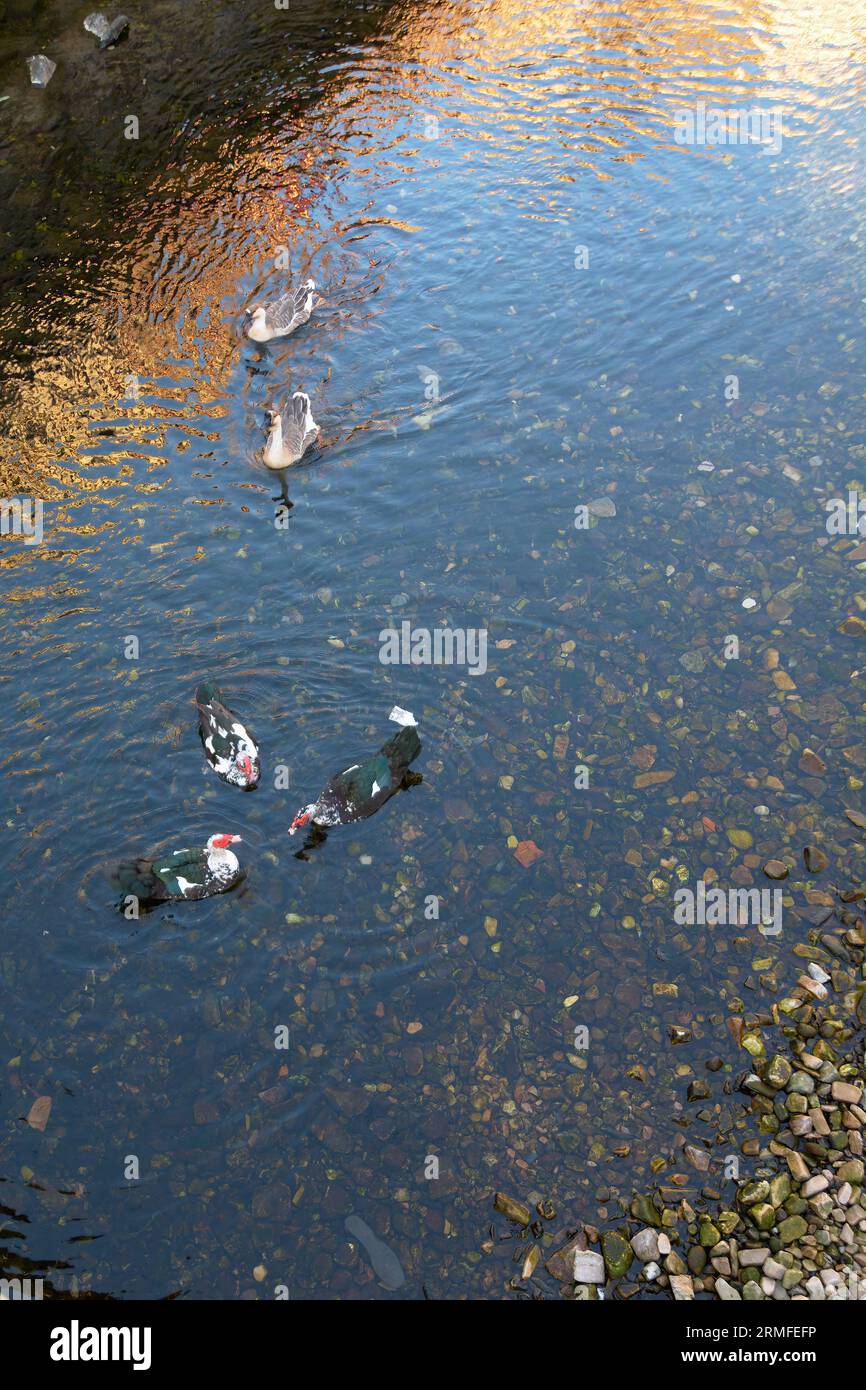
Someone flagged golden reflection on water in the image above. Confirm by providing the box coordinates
[0,0,864,544]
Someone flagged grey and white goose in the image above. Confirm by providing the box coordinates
[263,392,319,470]
[245,279,316,342]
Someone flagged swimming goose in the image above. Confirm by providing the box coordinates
[263,393,319,470]
[245,279,316,342]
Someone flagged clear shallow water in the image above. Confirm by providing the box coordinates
[1,0,866,1298]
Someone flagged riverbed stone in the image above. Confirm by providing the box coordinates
[688,1245,708,1273]
[699,1219,720,1248]
[803,846,829,873]
[630,1228,659,1263]
[778,1215,808,1244]
[601,1231,632,1279]
[573,1250,605,1284]
[738,1247,770,1266]
[836,1158,864,1185]
[789,1071,815,1095]
[802,1175,829,1198]
[750,1204,776,1231]
[766,1055,792,1089]
[769,1174,790,1207]
[669,1274,694,1300]
[832,1082,863,1105]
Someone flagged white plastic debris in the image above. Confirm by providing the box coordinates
[697,460,715,472]
[742,597,757,609]
[27,55,56,87]
[84,11,110,39]
[389,705,417,728]
[84,11,130,47]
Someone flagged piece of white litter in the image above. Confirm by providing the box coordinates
[731,273,742,283]
[389,705,417,728]
[697,461,715,472]
[84,11,110,38]
[27,55,56,87]
[754,805,770,816]
[742,597,757,609]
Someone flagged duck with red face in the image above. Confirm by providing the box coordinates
[289,706,422,854]
[115,834,245,910]
[195,681,260,790]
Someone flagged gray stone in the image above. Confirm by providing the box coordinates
[630,1229,660,1263]
[738,1247,770,1266]
[802,1175,829,1198]
[573,1250,606,1284]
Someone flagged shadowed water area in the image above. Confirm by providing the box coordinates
[1,0,866,1299]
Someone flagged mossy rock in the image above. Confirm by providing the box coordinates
[601,1231,633,1279]
[777,1215,807,1244]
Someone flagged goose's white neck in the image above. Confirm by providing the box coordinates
[264,418,284,467]
[247,310,270,342]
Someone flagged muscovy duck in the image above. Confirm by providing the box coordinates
[289,706,421,846]
[262,393,319,470]
[116,834,244,909]
[245,279,316,342]
[195,680,260,789]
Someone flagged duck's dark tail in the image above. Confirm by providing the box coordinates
[114,858,160,912]
[381,705,421,774]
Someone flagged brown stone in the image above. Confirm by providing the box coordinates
[803,845,829,873]
[763,859,789,879]
[798,748,827,776]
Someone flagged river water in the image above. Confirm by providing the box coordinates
[1,0,866,1298]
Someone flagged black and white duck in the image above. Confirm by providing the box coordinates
[244,279,316,342]
[289,707,421,847]
[262,393,319,470]
[195,680,260,789]
[116,834,244,909]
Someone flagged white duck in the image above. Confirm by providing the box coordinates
[245,279,316,342]
[263,393,320,470]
